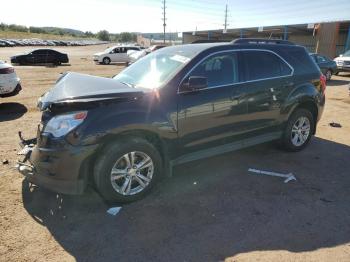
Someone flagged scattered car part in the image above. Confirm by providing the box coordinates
[107,207,122,216]
[248,168,297,183]
[329,122,342,128]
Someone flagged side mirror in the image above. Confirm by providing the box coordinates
[185,76,207,91]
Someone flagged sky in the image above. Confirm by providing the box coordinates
[1,0,350,34]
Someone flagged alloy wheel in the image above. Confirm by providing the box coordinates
[290,116,311,147]
[110,151,154,196]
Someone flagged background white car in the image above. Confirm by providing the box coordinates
[0,61,21,98]
[93,46,141,65]
[334,50,350,74]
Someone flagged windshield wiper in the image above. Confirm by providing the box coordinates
[119,81,135,88]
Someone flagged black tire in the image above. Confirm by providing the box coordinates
[325,69,332,81]
[281,109,315,152]
[102,57,111,65]
[94,137,162,203]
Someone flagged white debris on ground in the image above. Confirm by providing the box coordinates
[107,207,122,216]
[248,168,297,183]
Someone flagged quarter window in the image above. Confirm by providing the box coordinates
[242,51,292,81]
[188,52,239,87]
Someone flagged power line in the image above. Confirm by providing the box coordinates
[162,0,167,43]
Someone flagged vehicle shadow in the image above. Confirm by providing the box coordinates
[0,102,27,122]
[22,136,350,262]
[328,78,350,86]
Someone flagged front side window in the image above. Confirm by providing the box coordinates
[187,52,239,87]
[242,51,292,81]
[111,48,119,54]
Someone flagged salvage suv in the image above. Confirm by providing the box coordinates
[17,39,326,203]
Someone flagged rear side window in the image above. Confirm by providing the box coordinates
[189,52,239,87]
[280,47,320,75]
[317,55,328,63]
[242,51,292,81]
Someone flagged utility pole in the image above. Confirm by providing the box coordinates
[223,3,228,33]
[162,0,166,44]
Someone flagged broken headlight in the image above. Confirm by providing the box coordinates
[43,111,87,138]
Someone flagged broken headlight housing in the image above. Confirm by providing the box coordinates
[43,111,87,138]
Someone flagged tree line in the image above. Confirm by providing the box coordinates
[0,23,137,42]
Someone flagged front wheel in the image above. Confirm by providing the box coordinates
[94,137,162,203]
[102,57,111,65]
[281,109,315,152]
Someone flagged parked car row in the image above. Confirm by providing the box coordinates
[0,38,108,47]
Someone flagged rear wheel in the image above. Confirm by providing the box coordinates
[102,57,111,65]
[325,69,332,81]
[94,137,162,203]
[281,109,315,152]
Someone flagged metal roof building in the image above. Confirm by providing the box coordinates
[182,21,350,58]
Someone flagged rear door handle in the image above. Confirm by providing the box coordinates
[283,82,294,88]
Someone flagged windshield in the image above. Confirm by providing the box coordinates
[343,50,350,57]
[113,50,193,89]
[104,47,115,53]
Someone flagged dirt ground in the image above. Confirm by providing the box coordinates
[0,45,350,262]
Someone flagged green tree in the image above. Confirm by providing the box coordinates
[97,30,110,41]
[84,31,95,38]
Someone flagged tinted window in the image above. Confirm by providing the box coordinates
[189,52,238,87]
[32,50,47,55]
[317,55,327,63]
[243,51,292,81]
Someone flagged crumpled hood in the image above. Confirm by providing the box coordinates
[38,72,145,110]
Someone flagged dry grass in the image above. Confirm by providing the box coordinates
[0,30,96,40]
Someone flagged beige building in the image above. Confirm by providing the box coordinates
[182,21,350,59]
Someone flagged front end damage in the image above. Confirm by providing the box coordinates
[16,71,146,194]
[16,129,98,195]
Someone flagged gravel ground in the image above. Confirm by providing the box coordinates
[0,45,350,262]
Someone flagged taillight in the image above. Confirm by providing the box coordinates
[320,74,326,93]
[0,67,15,74]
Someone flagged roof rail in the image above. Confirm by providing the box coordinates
[232,38,295,45]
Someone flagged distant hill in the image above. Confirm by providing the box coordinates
[41,27,85,36]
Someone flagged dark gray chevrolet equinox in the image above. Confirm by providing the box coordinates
[17,39,326,203]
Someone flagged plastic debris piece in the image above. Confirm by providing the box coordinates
[248,168,297,183]
[107,207,122,216]
[2,159,9,165]
[329,122,342,128]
